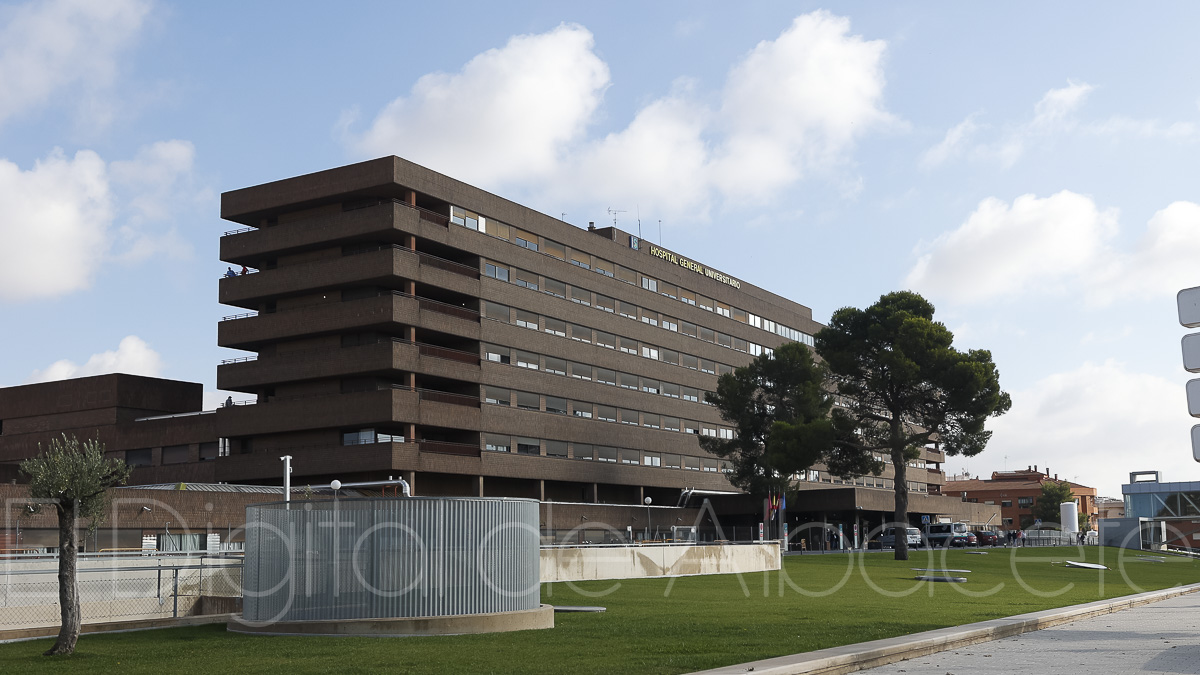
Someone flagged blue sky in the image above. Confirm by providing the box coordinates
[2,1,1199,497]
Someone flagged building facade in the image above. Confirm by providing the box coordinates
[944,466,1098,530]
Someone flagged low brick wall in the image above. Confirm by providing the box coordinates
[540,542,781,582]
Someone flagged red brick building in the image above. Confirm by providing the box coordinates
[944,466,1098,530]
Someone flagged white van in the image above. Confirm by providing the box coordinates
[880,527,922,548]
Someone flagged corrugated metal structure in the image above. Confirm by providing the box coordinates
[243,497,539,623]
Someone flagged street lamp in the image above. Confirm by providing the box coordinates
[644,497,652,541]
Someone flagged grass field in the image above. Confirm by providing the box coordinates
[1,546,1196,675]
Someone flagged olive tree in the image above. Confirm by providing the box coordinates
[20,435,131,656]
[816,291,1010,561]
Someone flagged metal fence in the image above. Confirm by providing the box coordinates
[0,561,243,631]
[243,497,540,623]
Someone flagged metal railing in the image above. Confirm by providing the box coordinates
[417,297,480,321]
[417,389,481,408]
[417,343,480,365]
[0,560,243,630]
[418,440,481,457]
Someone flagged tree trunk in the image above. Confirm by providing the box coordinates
[45,502,80,656]
[893,447,910,561]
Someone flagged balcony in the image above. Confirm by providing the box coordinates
[219,247,417,308]
[215,387,419,437]
[218,293,417,349]
[220,201,422,263]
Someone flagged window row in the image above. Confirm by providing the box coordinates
[481,433,730,471]
[452,204,812,348]
[482,386,735,438]
[790,469,929,492]
[482,343,723,409]
[481,273,771,362]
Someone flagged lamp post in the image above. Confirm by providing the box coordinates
[280,455,293,507]
[644,497,652,541]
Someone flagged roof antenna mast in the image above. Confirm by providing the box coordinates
[607,207,626,230]
[636,205,642,240]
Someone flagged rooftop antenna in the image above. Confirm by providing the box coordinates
[607,207,626,229]
[636,205,642,239]
[658,219,662,245]
[561,212,566,222]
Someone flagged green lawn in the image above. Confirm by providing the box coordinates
[2,546,1196,675]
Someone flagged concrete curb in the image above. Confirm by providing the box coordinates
[688,583,1200,675]
[0,613,236,645]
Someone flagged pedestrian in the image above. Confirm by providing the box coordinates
[1018,529,1026,547]
[224,395,233,408]
[224,266,237,278]
[240,265,249,275]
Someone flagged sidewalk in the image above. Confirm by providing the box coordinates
[862,590,1200,674]
[690,584,1200,675]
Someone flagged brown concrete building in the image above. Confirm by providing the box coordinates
[944,466,1098,530]
[1,156,997,540]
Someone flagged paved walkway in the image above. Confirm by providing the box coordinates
[862,591,1200,675]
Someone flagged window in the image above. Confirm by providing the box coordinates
[516,310,539,330]
[662,416,680,432]
[162,445,189,465]
[715,301,731,318]
[682,387,699,402]
[545,440,568,457]
[718,363,734,376]
[124,446,152,468]
[681,354,698,370]
[569,362,592,380]
[570,324,591,342]
[641,345,659,360]
[1001,500,1012,507]
[544,278,566,298]
[679,288,696,305]
[643,413,660,429]
[483,301,510,322]
[516,391,540,410]
[641,378,660,395]
[680,321,697,337]
[661,316,679,332]
[595,369,617,386]
[543,238,566,260]
[484,218,509,240]
[343,430,375,446]
[718,333,732,348]
[512,228,538,251]
[596,405,617,422]
[199,442,219,462]
[544,317,566,336]
[573,443,593,460]
[697,295,714,312]
[513,268,538,290]
[641,276,658,292]
[659,281,678,299]
[514,350,538,369]
[684,456,701,471]
[750,343,762,356]
[718,427,734,440]
[450,206,481,230]
[700,359,716,374]
[662,383,680,399]
[484,262,509,281]
[615,264,637,284]
[616,448,637,465]
[484,344,509,364]
[569,248,591,269]
[660,349,678,366]
[597,446,618,463]
[748,313,762,329]
[572,401,593,418]
[544,357,567,375]
[699,326,715,343]
[664,454,681,469]
[619,372,638,390]
[517,437,541,455]
[485,434,511,453]
[701,424,717,437]
[641,310,659,327]
[732,308,748,323]
[593,258,614,277]
[1018,497,1033,508]
[595,331,616,349]
[570,287,591,306]
[619,337,638,354]
[733,337,748,353]
[618,301,638,319]
[619,408,639,425]
[484,386,512,406]
[595,295,616,313]
[644,452,661,467]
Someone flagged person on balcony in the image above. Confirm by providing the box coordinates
[240,265,249,275]
[223,267,237,278]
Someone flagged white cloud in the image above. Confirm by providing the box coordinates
[978,360,1194,497]
[906,191,1118,304]
[0,142,201,301]
[346,12,895,221]
[907,192,1200,308]
[0,0,152,128]
[27,335,164,383]
[0,149,113,300]
[351,24,609,188]
[924,80,1196,169]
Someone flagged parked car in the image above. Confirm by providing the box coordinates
[880,527,923,549]
[975,531,1000,546]
[965,532,977,547]
[925,522,973,547]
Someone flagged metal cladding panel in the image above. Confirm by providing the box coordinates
[243,497,539,622]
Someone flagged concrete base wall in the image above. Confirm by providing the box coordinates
[228,603,553,637]
[540,542,780,583]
